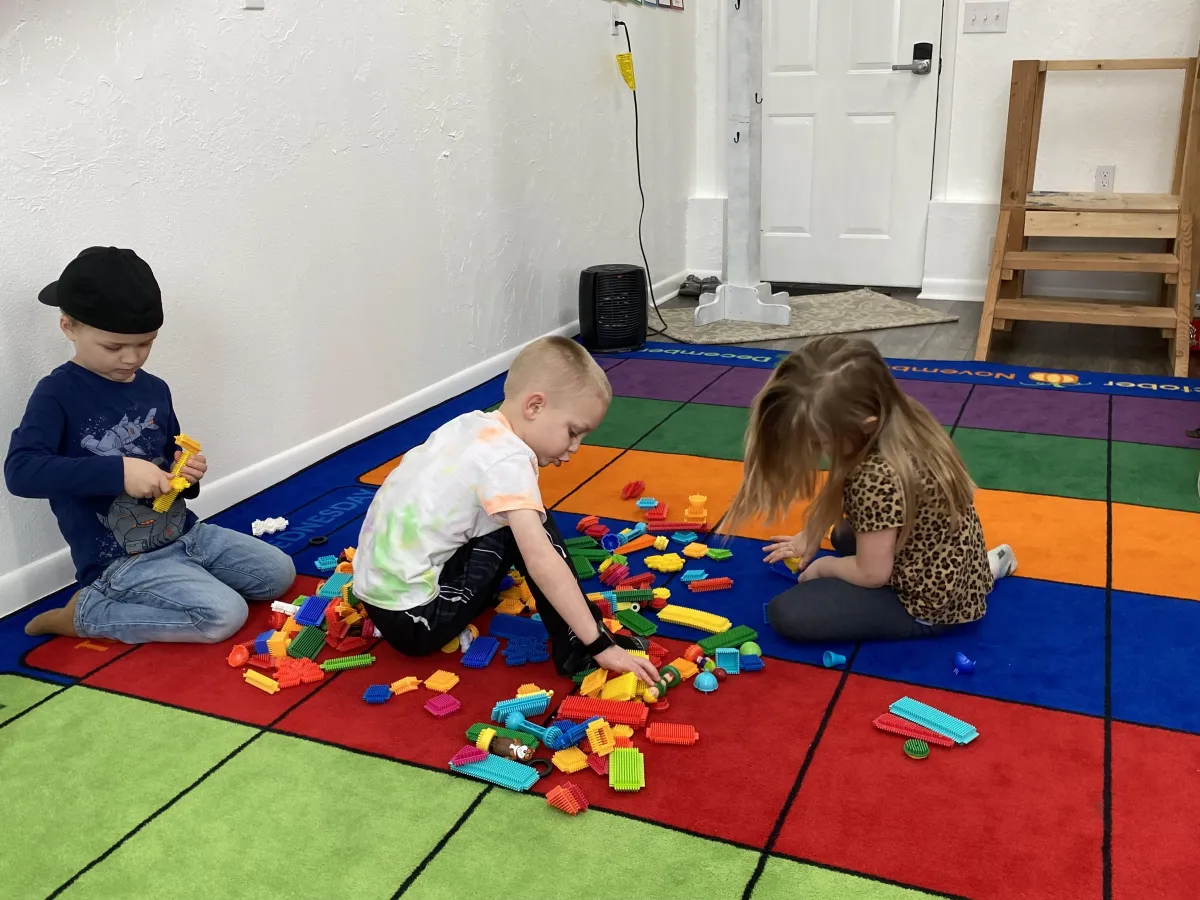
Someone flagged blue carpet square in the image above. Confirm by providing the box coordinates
[1112,589,1200,734]
[853,577,1105,716]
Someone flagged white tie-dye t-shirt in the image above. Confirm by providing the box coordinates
[353,410,544,611]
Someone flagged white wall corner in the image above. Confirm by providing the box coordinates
[920,200,996,302]
[686,196,726,277]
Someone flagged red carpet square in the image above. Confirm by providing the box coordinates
[532,640,841,849]
[274,630,576,768]
[23,636,137,679]
[774,674,1103,899]
[83,577,329,727]
[1111,722,1200,899]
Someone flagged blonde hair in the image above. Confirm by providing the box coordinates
[504,335,612,403]
[724,336,975,553]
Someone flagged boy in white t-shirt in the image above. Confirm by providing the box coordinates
[355,336,661,686]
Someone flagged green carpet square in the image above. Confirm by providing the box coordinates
[1112,441,1200,513]
[403,789,758,899]
[0,687,254,900]
[635,402,750,461]
[0,674,61,725]
[953,428,1107,500]
[59,732,483,900]
[752,856,942,898]
[585,397,682,449]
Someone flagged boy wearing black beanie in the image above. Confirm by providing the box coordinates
[5,247,295,642]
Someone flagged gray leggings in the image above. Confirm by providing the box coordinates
[766,521,950,643]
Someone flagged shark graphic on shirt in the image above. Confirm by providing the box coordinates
[81,408,158,457]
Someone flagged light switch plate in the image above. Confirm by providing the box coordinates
[963,2,1008,34]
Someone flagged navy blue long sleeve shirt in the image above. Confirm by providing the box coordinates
[5,362,198,587]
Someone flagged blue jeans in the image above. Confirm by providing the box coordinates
[74,523,296,644]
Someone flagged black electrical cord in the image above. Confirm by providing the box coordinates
[617,20,676,339]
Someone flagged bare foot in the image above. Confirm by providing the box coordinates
[24,591,81,638]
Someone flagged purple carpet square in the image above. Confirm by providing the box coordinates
[604,359,731,402]
[594,357,625,371]
[896,379,972,426]
[959,385,1108,439]
[692,366,772,407]
[1112,395,1200,449]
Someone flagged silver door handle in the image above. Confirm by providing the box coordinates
[893,41,934,75]
[892,60,932,74]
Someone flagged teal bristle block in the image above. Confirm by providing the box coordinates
[491,691,552,724]
[450,753,540,792]
[889,697,978,744]
[317,572,353,598]
[714,647,740,674]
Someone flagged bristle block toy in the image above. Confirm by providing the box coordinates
[450,752,539,792]
[316,572,354,598]
[546,782,590,815]
[488,614,548,641]
[551,746,590,773]
[706,548,733,561]
[697,625,759,654]
[243,670,280,694]
[363,684,392,704]
[646,723,700,745]
[615,608,658,636]
[889,698,979,744]
[571,555,596,579]
[449,745,489,767]
[714,647,741,674]
[152,434,200,512]
[621,480,645,499]
[287,626,325,660]
[608,747,646,791]
[294,597,332,628]
[491,690,554,723]
[559,695,648,728]
[319,653,375,672]
[315,555,339,572]
[424,694,462,717]
[872,713,955,747]
[739,654,765,672]
[687,576,734,593]
[656,605,731,634]
[565,535,598,548]
[586,719,617,756]
[424,670,460,693]
[461,636,500,669]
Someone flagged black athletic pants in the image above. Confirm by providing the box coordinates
[363,515,609,673]
[766,520,950,643]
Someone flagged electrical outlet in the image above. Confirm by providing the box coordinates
[1096,165,1116,193]
[963,2,1008,33]
[611,2,621,36]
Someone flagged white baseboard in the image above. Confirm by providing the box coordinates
[919,277,987,303]
[0,274,691,621]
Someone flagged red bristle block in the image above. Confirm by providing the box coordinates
[621,481,645,500]
[646,722,700,746]
[687,577,734,592]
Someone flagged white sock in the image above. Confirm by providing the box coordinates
[458,628,475,653]
[988,544,1017,581]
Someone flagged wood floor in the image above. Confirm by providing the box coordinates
[657,289,1196,376]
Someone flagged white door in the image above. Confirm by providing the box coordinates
[760,0,942,287]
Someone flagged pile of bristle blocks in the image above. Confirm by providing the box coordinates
[227,547,382,695]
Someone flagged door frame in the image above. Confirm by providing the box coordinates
[754,0,962,279]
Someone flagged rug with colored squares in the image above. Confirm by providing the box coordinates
[2,342,1199,900]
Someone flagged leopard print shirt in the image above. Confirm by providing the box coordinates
[843,453,992,625]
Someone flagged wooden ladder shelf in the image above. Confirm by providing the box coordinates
[975,51,1200,377]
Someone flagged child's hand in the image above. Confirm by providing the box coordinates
[595,645,662,686]
[763,533,814,565]
[124,457,173,500]
[176,450,207,484]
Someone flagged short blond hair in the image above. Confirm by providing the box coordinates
[504,336,612,403]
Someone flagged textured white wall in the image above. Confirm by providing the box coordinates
[0,1,693,587]
[945,0,1200,201]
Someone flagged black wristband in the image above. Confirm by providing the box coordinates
[582,631,615,656]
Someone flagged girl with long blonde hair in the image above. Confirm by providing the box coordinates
[725,337,1016,642]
